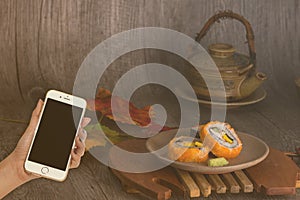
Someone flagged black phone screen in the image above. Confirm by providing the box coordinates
[28,99,83,170]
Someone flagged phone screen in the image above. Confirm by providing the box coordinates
[28,99,83,170]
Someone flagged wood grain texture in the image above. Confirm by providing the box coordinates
[191,173,211,197]
[109,139,185,200]
[246,148,299,195]
[222,173,241,193]
[0,0,299,199]
[233,170,253,193]
[0,0,299,103]
[207,174,227,194]
[175,169,200,198]
[1,119,298,200]
[0,0,22,104]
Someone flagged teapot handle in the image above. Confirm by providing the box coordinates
[195,10,256,68]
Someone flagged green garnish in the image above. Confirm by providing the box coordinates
[208,157,229,167]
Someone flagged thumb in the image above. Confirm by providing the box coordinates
[28,99,44,129]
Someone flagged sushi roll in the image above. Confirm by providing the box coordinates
[168,136,209,163]
[200,121,242,159]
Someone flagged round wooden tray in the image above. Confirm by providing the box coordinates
[146,128,269,174]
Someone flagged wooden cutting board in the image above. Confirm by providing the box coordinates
[109,139,300,199]
[109,139,185,200]
[245,148,299,195]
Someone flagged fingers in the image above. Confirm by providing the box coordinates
[78,128,87,143]
[77,117,89,144]
[70,133,86,168]
[69,124,87,169]
[70,136,85,169]
[80,117,91,128]
[74,136,85,156]
[70,149,81,169]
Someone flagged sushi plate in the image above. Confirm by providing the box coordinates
[146,128,269,174]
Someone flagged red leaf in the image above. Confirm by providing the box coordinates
[87,88,174,131]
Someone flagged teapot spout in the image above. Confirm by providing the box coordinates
[240,72,267,98]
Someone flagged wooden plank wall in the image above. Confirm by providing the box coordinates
[0,0,299,106]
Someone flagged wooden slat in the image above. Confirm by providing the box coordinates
[297,170,300,188]
[234,170,253,193]
[222,173,241,193]
[175,169,200,198]
[207,174,227,194]
[191,173,212,197]
[296,180,300,189]
[297,170,300,189]
[0,0,24,104]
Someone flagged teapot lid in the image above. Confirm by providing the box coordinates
[208,43,250,72]
[209,43,236,58]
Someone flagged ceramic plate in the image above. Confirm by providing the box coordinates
[146,128,269,174]
[176,88,267,109]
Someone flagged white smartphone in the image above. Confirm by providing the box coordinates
[24,90,87,181]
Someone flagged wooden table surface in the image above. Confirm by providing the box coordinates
[0,87,299,200]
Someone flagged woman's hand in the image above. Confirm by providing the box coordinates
[11,99,90,182]
[69,119,90,169]
[0,99,90,199]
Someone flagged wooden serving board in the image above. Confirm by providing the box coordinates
[109,139,300,199]
[109,139,185,200]
[245,148,299,195]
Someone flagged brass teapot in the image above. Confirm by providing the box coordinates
[189,11,266,102]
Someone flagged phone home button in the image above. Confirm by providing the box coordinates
[41,167,49,174]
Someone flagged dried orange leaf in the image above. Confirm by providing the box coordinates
[84,124,133,151]
[87,87,173,131]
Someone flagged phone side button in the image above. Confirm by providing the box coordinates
[41,167,49,174]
